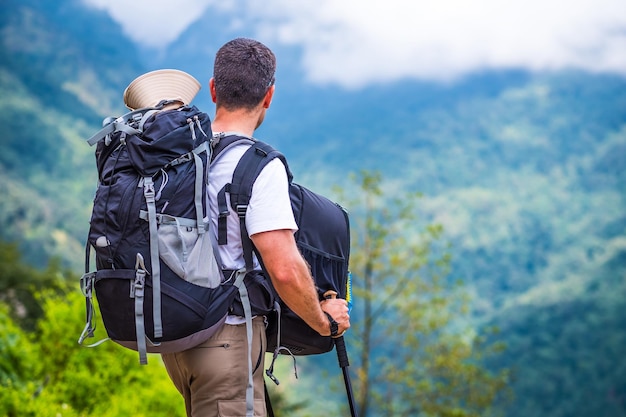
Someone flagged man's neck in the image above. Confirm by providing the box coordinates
[211,107,263,137]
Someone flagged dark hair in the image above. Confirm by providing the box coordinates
[213,38,276,110]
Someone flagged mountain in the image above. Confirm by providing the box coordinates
[0,0,146,264]
[1,1,625,416]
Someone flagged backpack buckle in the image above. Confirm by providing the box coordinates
[131,254,148,298]
[79,272,96,297]
[236,204,247,218]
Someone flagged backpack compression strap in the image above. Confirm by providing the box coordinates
[85,100,184,146]
[86,107,158,146]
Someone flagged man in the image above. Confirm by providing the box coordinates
[161,38,351,417]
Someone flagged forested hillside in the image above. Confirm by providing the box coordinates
[0,0,144,266]
[1,1,625,416]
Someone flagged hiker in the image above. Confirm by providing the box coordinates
[160,38,351,417]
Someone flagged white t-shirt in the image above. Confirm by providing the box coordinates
[208,140,298,271]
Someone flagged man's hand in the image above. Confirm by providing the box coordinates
[320,297,350,337]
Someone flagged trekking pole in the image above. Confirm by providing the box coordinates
[324,291,359,417]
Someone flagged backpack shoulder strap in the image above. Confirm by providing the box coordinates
[230,140,292,209]
[210,132,255,163]
[217,139,292,270]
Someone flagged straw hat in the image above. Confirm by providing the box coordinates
[123,69,201,110]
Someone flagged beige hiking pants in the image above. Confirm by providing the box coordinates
[162,317,267,417]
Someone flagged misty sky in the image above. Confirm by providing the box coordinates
[83,0,626,88]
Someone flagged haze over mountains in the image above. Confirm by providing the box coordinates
[1,1,625,416]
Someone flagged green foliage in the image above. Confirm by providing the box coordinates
[0,241,69,330]
[486,253,626,417]
[0,255,185,417]
[266,384,311,416]
[344,171,510,417]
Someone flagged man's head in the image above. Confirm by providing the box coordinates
[212,38,276,111]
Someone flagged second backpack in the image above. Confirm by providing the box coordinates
[213,135,352,357]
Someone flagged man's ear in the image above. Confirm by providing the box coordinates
[263,85,275,109]
[209,78,217,103]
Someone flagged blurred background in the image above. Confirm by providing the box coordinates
[1,1,625,416]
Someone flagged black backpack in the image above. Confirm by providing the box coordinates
[78,104,248,365]
[211,135,352,360]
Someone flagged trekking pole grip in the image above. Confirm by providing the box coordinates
[323,290,338,300]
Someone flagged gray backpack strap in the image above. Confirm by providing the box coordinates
[138,109,160,132]
[193,150,206,234]
[233,268,256,417]
[134,254,149,364]
[85,106,163,146]
[77,270,97,344]
[142,176,163,340]
[86,108,149,146]
[209,223,224,269]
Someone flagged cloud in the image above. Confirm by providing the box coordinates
[82,0,216,47]
[83,0,626,88]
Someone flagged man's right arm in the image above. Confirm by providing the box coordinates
[251,229,350,337]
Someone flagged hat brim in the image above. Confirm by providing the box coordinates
[123,69,201,110]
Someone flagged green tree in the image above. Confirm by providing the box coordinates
[0,241,68,330]
[1,288,187,417]
[344,171,509,416]
[0,249,186,417]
